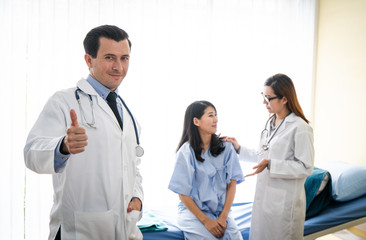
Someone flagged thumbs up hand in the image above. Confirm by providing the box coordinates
[70,108,80,127]
[61,109,88,154]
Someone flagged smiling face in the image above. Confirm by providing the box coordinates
[84,37,130,91]
[193,106,218,136]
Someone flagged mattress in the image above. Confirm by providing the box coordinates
[141,194,366,240]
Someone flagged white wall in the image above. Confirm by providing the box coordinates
[0,1,318,239]
[314,0,366,166]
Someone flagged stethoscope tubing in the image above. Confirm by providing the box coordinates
[117,95,140,145]
[261,114,275,138]
[74,88,140,145]
[261,113,289,147]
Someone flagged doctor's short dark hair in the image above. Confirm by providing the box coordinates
[177,100,225,162]
[83,25,132,58]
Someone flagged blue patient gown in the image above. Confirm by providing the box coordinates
[168,142,244,240]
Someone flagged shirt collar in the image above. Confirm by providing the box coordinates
[86,75,118,100]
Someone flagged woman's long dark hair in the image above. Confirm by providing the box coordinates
[265,73,310,124]
[177,101,225,162]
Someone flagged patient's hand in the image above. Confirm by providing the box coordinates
[217,216,227,232]
[203,218,225,238]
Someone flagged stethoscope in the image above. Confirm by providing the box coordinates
[75,88,144,157]
[257,113,288,155]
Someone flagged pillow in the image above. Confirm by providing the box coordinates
[318,161,366,202]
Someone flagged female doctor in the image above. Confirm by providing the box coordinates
[225,73,314,240]
[24,25,143,240]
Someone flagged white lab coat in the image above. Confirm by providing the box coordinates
[239,113,314,240]
[24,79,144,240]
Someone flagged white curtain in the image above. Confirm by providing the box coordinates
[0,0,317,239]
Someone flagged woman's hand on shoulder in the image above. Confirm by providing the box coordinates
[221,136,240,153]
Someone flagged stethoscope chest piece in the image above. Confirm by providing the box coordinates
[259,113,290,154]
[136,145,144,157]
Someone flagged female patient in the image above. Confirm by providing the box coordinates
[168,100,244,240]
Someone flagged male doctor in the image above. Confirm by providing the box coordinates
[24,25,143,240]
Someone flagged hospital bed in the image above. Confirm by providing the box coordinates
[141,194,366,240]
[303,194,366,239]
[141,162,366,239]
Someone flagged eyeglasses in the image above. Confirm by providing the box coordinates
[261,92,281,103]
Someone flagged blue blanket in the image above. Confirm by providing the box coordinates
[138,209,168,232]
[304,167,332,219]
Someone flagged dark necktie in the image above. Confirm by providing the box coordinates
[106,92,123,130]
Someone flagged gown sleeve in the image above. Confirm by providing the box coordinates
[168,144,195,196]
[225,143,245,184]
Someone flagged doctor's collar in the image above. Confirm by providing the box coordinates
[86,74,119,100]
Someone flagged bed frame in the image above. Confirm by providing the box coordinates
[304,216,366,239]
[141,194,366,240]
[303,194,366,239]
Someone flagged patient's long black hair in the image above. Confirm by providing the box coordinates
[177,100,225,162]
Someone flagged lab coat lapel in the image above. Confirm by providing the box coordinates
[275,112,296,135]
[77,78,97,95]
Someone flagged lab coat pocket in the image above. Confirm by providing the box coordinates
[262,186,285,216]
[75,210,116,240]
[126,210,143,240]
